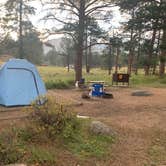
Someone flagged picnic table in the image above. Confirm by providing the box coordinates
[88,81,105,84]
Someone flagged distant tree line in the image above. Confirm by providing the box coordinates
[0,0,165,79]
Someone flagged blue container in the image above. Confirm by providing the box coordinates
[91,83,104,97]
[79,78,85,84]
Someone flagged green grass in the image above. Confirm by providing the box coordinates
[38,66,75,89]
[62,118,115,159]
[27,146,56,164]
[65,133,114,158]
[131,74,166,88]
[38,66,166,89]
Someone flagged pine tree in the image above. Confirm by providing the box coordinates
[3,0,36,58]
[42,0,114,81]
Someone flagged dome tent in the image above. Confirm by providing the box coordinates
[0,59,46,106]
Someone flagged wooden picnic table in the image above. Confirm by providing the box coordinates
[88,81,105,84]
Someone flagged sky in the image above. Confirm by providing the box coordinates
[0,1,128,40]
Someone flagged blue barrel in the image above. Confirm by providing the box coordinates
[91,83,104,97]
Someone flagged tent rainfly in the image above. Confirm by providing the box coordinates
[0,59,47,106]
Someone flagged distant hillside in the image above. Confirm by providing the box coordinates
[43,38,106,55]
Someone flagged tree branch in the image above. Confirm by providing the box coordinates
[85,4,116,16]
[43,14,76,28]
[85,0,99,10]
[65,0,79,11]
[83,42,109,50]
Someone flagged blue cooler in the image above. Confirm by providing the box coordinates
[91,83,104,97]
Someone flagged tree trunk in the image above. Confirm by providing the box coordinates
[159,26,166,76]
[145,22,158,75]
[19,0,23,59]
[67,53,70,72]
[87,37,92,73]
[115,47,120,73]
[75,0,85,81]
[127,30,134,75]
[127,9,134,76]
[135,30,141,75]
[152,30,161,75]
[108,43,112,75]
[85,24,88,73]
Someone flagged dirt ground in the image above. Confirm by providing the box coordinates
[49,87,166,166]
[0,87,166,166]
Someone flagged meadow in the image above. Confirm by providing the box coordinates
[38,66,166,89]
[0,65,165,165]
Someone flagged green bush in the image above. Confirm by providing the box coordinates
[29,97,79,139]
[0,129,24,165]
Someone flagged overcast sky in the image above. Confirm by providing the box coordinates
[0,1,128,40]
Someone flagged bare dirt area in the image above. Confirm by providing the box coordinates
[49,87,166,166]
[0,87,166,166]
[0,107,28,132]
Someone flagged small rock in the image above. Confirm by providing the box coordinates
[131,90,153,96]
[81,92,90,99]
[90,121,115,136]
[77,115,90,119]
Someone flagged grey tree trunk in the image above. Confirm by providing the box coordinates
[145,21,158,75]
[19,0,23,59]
[159,26,166,76]
[75,0,85,81]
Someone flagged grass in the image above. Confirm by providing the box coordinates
[65,133,114,158]
[38,66,166,89]
[27,146,56,164]
[0,98,115,165]
[38,66,75,89]
[130,74,166,88]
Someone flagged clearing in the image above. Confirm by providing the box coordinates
[49,87,166,166]
[0,87,166,166]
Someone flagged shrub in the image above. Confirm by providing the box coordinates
[0,129,24,165]
[28,97,80,139]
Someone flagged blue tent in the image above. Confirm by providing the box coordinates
[0,59,47,106]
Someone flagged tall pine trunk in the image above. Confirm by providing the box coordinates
[135,30,141,75]
[145,22,158,75]
[159,25,166,76]
[127,28,134,75]
[87,37,92,73]
[67,53,70,72]
[108,43,112,75]
[127,9,134,76]
[152,30,160,75]
[115,47,120,73]
[85,26,88,73]
[19,0,23,59]
[75,0,85,81]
